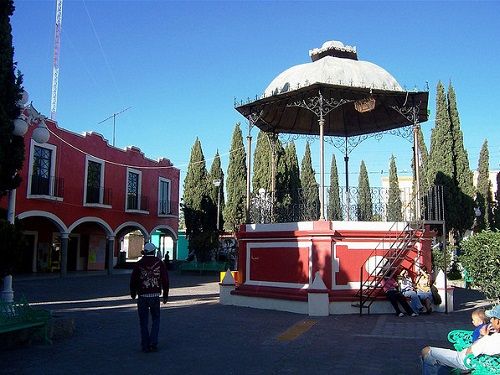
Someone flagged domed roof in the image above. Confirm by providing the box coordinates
[264,41,403,97]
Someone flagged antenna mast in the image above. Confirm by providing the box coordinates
[98,107,132,147]
[50,0,63,120]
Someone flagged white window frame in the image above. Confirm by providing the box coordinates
[83,156,107,206]
[125,167,145,212]
[158,177,171,216]
[27,140,59,199]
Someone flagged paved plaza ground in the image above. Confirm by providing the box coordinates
[0,270,489,375]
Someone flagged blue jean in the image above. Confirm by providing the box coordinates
[137,296,161,350]
[421,347,467,375]
[402,290,423,313]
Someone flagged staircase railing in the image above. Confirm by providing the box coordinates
[354,220,425,315]
[353,184,437,315]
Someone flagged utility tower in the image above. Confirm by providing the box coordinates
[50,0,63,120]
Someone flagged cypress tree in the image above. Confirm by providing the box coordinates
[274,138,289,222]
[223,123,247,232]
[252,131,271,193]
[387,155,402,221]
[357,161,373,221]
[475,140,493,230]
[448,83,474,233]
[327,153,342,220]
[300,142,320,221]
[0,0,24,198]
[182,138,216,261]
[413,125,430,194]
[428,82,459,237]
[284,141,301,222]
[494,172,500,230]
[209,150,225,232]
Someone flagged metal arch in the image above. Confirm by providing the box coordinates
[286,90,353,119]
[325,125,414,155]
[278,133,319,146]
[390,101,421,125]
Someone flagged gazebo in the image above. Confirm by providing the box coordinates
[235,40,429,220]
[219,41,450,317]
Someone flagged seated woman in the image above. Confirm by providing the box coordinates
[416,267,433,314]
[398,269,424,314]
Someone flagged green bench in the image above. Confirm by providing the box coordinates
[448,329,500,374]
[0,297,52,345]
[179,261,228,274]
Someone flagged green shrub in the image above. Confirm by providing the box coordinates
[459,230,500,301]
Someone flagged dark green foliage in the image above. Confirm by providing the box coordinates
[0,214,26,276]
[447,84,474,233]
[283,141,301,222]
[273,138,289,222]
[387,155,402,221]
[181,138,216,261]
[209,151,224,232]
[494,173,500,230]
[413,125,430,195]
[252,131,271,193]
[327,153,342,220]
[428,82,474,239]
[300,142,319,220]
[0,0,24,198]
[460,230,500,301]
[475,140,493,230]
[223,123,247,232]
[357,160,372,221]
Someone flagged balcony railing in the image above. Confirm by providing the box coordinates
[249,185,444,224]
[127,194,149,211]
[85,186,112,205]
[30,174,64,198]
[158,200,171,215]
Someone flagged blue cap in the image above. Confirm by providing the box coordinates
[143,242,157,254]
[485,305,500,319]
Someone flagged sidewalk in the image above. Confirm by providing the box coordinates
[0,271,489,375]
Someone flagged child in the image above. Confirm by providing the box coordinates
[471,307,489,342]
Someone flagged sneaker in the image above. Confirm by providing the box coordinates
[142,347,150,353]
[149,345,158,352]
[411,313,418,317]
[398,312,405,317]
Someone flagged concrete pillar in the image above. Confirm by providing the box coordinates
[0,275,14,302]
[60,233,69,277]
[219,269,236,305]
[308,271,329,316]
[107,236,115,275]
[172,239,177,262]
[434,269,454,313]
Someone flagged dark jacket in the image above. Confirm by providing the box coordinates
[130,255,169,298]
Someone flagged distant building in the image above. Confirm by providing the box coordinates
[473,170,499,202]
[1,114,180,274]
[380,175,414,221]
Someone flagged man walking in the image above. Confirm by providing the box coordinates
[130,242,169,352]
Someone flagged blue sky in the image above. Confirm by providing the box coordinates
[11,1,500,190]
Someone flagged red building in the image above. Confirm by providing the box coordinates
[2,113,180,275]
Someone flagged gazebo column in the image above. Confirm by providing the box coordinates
[413,119,421,220]
[318,116,325,220]
[344,138,350,221]
[390,103,423,221]
[288,91,352,222]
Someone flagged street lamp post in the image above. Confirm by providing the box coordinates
[1,91,50,303]
[213,179,221,231]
